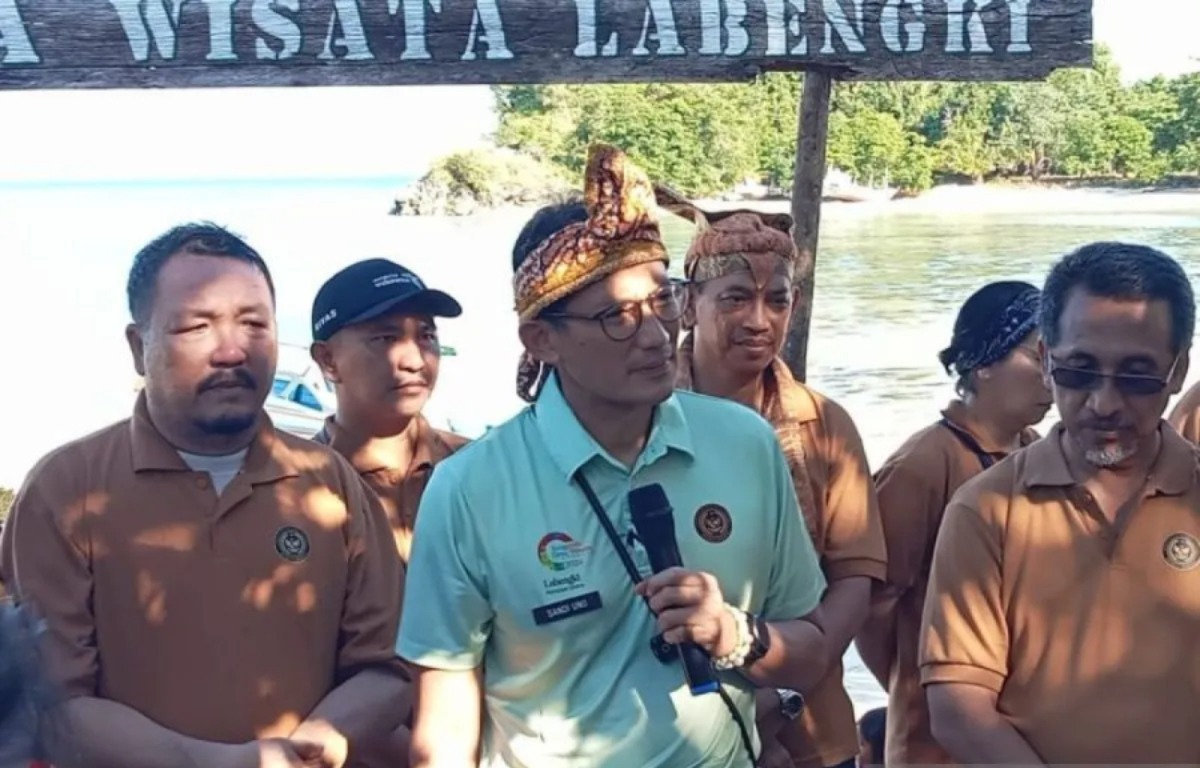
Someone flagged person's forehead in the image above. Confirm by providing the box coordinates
[157,253,270,298]
[704,267,790,290]
[1052,288,1174,360]
[336,312,435,343]
[570,262,667,308]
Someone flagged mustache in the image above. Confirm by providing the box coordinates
[1080,418,1131,432]
[199,369,258,392]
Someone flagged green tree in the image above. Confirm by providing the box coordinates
[0,487,13,521]
[828,109,909,188]
[490,43,1194,203]
[1104,115,1161,180]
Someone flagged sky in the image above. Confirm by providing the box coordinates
[0,0,1196,185]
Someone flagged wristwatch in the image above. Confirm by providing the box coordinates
[743,611,771,667]
[776,688,805,720]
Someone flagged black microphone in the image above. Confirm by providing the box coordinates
[628,483,720,696]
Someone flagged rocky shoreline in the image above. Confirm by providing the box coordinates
[391,147,1200,218]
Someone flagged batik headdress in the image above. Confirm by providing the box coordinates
[513,143,669,402]
[939,281,1041,377]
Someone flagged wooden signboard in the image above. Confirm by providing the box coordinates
[1,0,1091,90]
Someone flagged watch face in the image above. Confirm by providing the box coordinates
[780,691,805,718]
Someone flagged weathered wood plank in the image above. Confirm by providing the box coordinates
[782,68,830,383]
[0,0,1092,90]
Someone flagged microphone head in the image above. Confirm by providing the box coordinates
[628,483,671,515]
[629,483,674,539]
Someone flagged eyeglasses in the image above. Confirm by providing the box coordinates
[540,279,689,342]
[1048,356,1179,397]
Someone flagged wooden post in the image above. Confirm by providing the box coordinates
[782,70,833,384]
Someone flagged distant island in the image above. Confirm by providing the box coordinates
[393,49,1199,217]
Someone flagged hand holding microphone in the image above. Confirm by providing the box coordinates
[628,483,735,696]
[634,568,738,659]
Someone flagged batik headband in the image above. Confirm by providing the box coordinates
[513,143,669,402]
[654,184,796,283]
[942,286,1040,376]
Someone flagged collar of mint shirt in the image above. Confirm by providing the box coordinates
[534,372,696,480]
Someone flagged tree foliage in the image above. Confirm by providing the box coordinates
[0,488,12,522]
[493,45,1200,197]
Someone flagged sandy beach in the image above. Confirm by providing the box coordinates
[689,182,1200,217]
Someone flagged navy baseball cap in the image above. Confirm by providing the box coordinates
[311,259,462,342]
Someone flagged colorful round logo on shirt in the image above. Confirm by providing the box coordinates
[537,532,590,572]
[1162,532,1199,571]
[275,526,311,563]
[694,504,732,543]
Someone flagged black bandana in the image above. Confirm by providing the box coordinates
[942,286,1040,376]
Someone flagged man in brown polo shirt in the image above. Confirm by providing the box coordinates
[309,258,469,566]
[1167,378,1200,442]
[921,241,1200,764]
[0,223,409,768]
[665,196,886,768]
[855,281,1050,766]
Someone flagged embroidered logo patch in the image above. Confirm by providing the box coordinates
[694,504,732,543]
[275,526,311,563]
[1162,532,1200,571]
[536,532,591,572]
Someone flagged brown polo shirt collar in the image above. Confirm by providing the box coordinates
[940,399,1016,455]
[762,357,818,426]
[1020,421,1198,496]
[319,414,452,477]
[130,392,299,485]
[675,335,817,424]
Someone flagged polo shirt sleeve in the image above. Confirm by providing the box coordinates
[918,495,1009,693]
[762,438,826,621]
[874,456,941,593]
[395,464,492,671]
[815,401,887,582]
[337,471,409,680]
[1,468,98,699]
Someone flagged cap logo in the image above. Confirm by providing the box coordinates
[1162,532,1199,571]
[694,503,732,543]
[373,272,423,290]
[314,308,338,332]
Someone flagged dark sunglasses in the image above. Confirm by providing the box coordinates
[1048,356,1178,397]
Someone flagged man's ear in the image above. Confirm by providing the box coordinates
[125,323,146,378]
[1169,347,1190,396]
[310,341,341,384]
[682,284,699,330]
[518,320,561,367]
[1038,337,1053,389]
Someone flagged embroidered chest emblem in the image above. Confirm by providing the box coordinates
[275,526,311,563]
[1162,532,1200,571]
[694,503,732,543]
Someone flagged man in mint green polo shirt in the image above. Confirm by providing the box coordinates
[397,145,830,768]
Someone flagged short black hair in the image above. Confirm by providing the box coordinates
[858,706,886,757]
[512,199,588,319]
[1040,242,1195,354]
[512,199,588,272]
[127,222,275,327]
[0,602,58,764]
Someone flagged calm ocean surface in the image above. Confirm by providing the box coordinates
[2,178,1198,715]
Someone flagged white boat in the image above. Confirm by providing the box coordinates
[266,341,463,439]
[265,343,335,439]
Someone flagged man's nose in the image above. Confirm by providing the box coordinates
[744,297,771,331]
[1085,377,1124,417]
[635,307,670,347]
[211,328,249,367]
[392,339,426,371]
